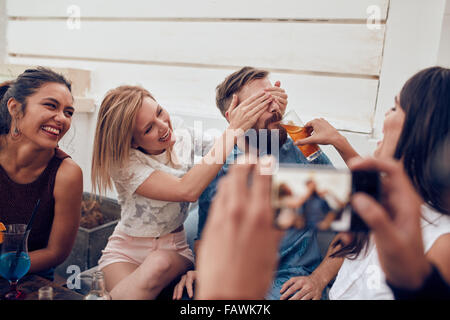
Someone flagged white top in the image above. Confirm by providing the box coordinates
[329,205,450,300]
[111,117,215,237]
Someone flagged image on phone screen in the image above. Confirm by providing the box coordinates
[272,165,374,232]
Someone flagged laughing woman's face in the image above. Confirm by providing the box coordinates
[132,97,176,155]
[11,82,74,149]
[374,95,406,159]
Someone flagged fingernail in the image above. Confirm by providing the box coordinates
[352,193,368,212]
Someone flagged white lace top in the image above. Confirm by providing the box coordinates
[328,205,450,300]
[110,118,215,237]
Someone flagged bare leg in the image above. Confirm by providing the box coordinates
[102,250,193,300]
[102,261,138,293]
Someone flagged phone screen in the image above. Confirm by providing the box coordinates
[272,165,378,232]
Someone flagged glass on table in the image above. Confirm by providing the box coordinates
[0,224,31,300]
[38,286,54,300]
[280,110,322,162]
[84,270,111,300]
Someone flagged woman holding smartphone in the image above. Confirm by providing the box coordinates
[279,66,450,300]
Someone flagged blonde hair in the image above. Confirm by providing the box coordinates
[91,85,154,195]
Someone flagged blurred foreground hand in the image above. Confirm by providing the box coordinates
[196,157,283,299]
[349,157,431,289]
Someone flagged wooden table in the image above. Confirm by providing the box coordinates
[0,274,84,300]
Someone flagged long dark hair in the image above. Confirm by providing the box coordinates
[395,67,450,214]
[332,66,450,259]
[0,67,72,136]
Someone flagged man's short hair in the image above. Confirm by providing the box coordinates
[215,66,269,117]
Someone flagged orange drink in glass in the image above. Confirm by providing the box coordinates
[281,111,322,161]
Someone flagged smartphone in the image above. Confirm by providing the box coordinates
[272,165,380,232]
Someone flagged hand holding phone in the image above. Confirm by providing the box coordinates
[350,170,381,231]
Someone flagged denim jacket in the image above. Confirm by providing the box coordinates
[197,139,333,299]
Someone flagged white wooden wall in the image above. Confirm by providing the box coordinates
[0,0,6,62]
[438,0,450,67]
[373,0,447,139]
[2,0,447,194]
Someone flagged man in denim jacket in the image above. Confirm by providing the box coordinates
[179,66,333,300]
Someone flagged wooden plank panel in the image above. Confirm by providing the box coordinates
[0,0,6,62]
[438,14,450,67]
[374,0,446,139]
[277,72,378,133]
[0,64,94,112]
[73,97,96,113]
[0,63,91,96]
[319,131,378,168]
[7,56,378,133]
[7,0,389,20]
[7,21,385,76]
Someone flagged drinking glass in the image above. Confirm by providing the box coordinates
[281,110,322,161]
[38,286,54,300]
[0,224,31,300]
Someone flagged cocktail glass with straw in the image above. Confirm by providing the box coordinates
[0,224,31,300]
[0,199,40,300]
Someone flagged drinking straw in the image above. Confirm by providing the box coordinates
[25,199,41,234]
[9,199,41,274]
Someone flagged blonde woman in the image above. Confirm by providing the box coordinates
[91,85,282,299]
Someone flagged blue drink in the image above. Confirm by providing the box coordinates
[1,224,31,299]
[0,252,31,281]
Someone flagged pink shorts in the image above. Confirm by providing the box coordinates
[97,227,195,271]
